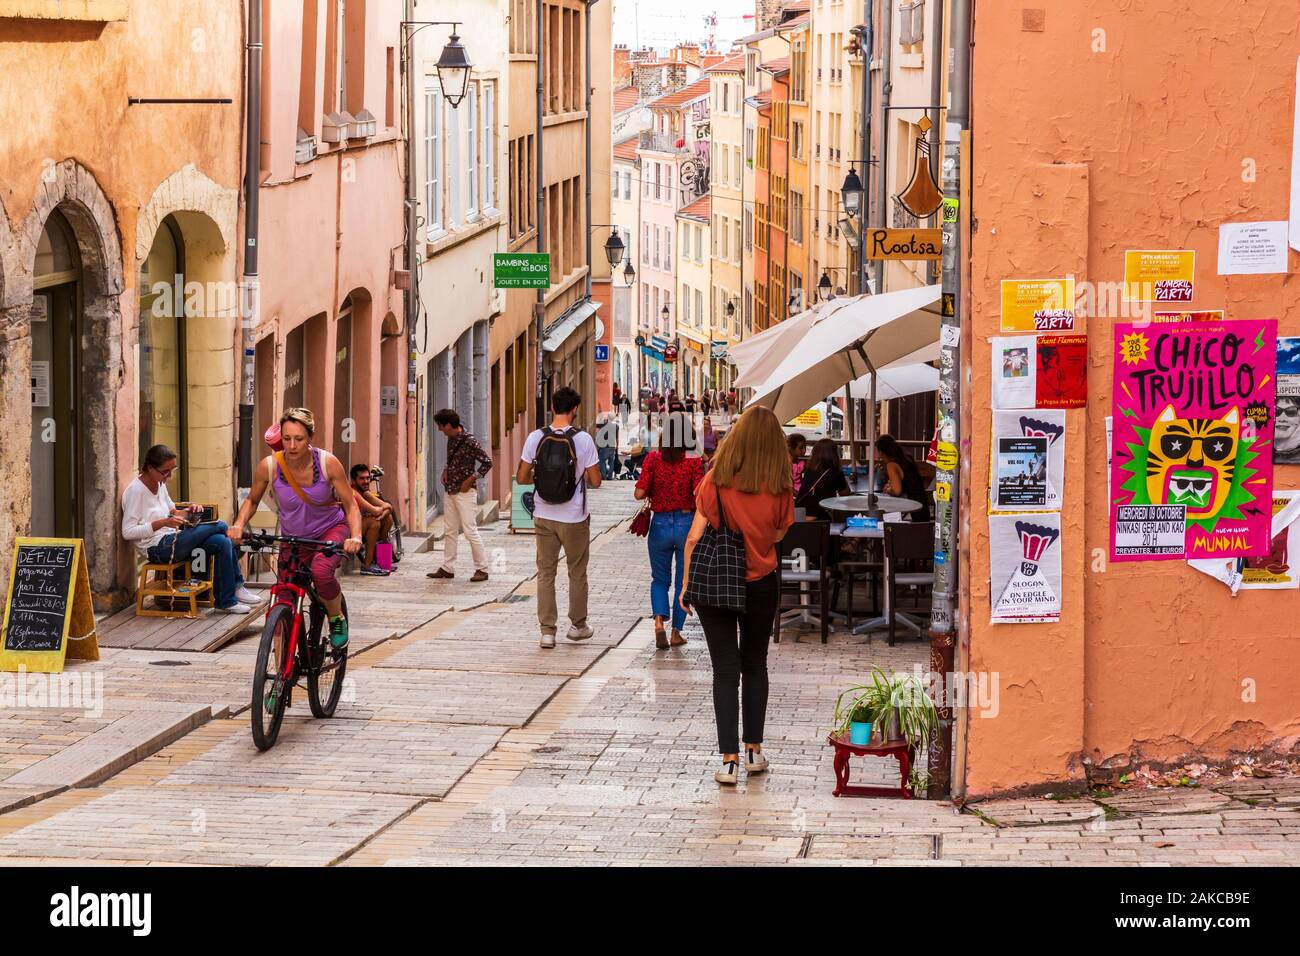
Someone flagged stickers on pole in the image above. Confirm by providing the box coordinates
[991,334,1087,409]
[990,410,1065,513]
[1123,250,1196,303]
[989,514,1062,624]
[1109,318,1278,562]
[999,279,1075,332]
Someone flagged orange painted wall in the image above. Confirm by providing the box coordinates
[965,2,1300,796]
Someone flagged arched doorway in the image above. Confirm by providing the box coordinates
[30,209,83,538]
[137,215,187,499]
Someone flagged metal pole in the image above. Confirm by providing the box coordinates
[865,350,877,510]
[928,0,972,800]
[534,0,547,428]
[856,0,873,297]
[237,0,262,493]
[874,0,892,295]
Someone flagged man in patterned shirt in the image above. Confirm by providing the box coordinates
[428,409,493,582]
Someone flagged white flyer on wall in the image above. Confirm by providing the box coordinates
[990,512,1062,624]
[991,335,1036,409]
[990,410,1065,512]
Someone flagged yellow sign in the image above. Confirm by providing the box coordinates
[787,408,823,429]
[1,538,100,674]
[935,441,958,472]
[1123,250,1195,303]
[864,228,943,261]
[935,481,952,502]
[999,278,1076,333]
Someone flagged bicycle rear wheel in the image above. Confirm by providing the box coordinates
[251,604,293,750]
[306,596,348,718]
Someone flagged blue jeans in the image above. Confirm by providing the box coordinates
[598,444,619,479]
[648,510,693,631]
[147,520,244,608]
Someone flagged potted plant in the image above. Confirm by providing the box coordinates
[866,667,938,752]
[830,684,873,743]
[847,698,875,745]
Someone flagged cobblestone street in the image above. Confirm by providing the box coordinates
[0,486,1296,866]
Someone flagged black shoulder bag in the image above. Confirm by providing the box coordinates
[683,485,748,612]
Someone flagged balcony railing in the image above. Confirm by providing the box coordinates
[639,130,688,153]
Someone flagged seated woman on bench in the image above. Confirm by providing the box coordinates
[121,444,259,614]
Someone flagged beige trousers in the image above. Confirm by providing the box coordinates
[533,516,590,634]
[440,490,488,572]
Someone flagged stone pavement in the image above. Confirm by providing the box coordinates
[0,484,1297,865]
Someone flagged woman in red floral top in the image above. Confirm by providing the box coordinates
[635,412,705,648]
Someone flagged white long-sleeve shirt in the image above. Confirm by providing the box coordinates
[121,477,176,556]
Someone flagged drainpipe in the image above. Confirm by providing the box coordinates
[237,0,262,494]
[928,0,971,801]
[926,0,945,285]
[403,0,418,526]
[534,0,547,429]
[874,0,893,295]
[585,1,596,301]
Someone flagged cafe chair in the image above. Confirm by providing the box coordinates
[774,520,831,644]
[883,521,935,646]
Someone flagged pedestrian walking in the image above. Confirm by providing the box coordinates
[680,406,794,786]
[701,391,712,419]
[701,416,719,464]
[717,392,729,420]
[517,387,602,648]
[595,411,620,480]
[685,394,697,416]
[634,412,705,649]
[428,409,493,582]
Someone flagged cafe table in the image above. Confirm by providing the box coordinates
[827,512,927,638]
[821,494,923,517]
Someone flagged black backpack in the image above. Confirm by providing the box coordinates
[533,427,580,504]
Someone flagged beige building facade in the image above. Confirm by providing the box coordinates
[0,0,243,604]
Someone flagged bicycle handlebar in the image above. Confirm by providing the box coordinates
[240,531,351,557]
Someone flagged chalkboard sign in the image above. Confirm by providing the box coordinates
[5,543,75,652]
[0,538,99,673]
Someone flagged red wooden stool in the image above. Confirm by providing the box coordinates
[827,733,914,798]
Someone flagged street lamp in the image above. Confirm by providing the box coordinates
[435,32,472,107]
[602,229,625,268]
[817,271,833,302]
[841,166,865,217]
[725,299,736,319]
[622,259,636,286]
[403,22,474,109]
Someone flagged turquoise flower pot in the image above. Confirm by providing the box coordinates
[849,721,872,746]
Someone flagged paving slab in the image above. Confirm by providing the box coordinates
[0,786,418,865]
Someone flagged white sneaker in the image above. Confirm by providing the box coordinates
[744,749,769,774]
[539,632,556,649]
[217,602,252,615]
[234,587,260,605]
[714,760,739,786]
[566,624,594,642]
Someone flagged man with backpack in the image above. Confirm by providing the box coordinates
[516,387,602,648]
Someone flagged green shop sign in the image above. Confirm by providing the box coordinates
[493,253,551,288]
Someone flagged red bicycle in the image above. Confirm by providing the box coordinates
[241,531,350,750]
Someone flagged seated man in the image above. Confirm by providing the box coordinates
[350,463,394,576]
[122,444,258,613]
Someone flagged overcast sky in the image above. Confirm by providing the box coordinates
[612,0,756,52]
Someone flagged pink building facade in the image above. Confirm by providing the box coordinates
[250,0,410,519]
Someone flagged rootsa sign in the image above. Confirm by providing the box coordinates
[864,228,943,261]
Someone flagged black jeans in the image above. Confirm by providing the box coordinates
[697,572,779,754]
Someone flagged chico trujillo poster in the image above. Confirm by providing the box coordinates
[1110,318,1277,562]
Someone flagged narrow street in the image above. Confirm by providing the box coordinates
[0,486,1293,866]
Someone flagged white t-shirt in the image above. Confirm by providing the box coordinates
[521,426,600,523]
[121,476,176,555]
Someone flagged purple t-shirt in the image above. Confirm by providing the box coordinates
[274,447,346,538]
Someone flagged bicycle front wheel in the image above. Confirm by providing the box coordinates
[251,604,292,751]
[307,596,348,718]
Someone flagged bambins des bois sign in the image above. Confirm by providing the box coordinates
[493,253,551,288]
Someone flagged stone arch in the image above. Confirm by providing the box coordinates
[136,165,240,517]
[0,159,124,596]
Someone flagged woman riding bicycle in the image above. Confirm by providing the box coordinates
[228,408,363,648]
